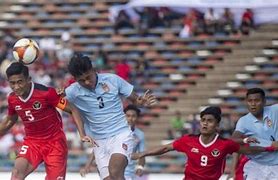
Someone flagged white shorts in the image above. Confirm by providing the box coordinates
[244,160,278,180]
[93,130,134,180]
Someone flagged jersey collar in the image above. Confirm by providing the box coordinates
[18,82,34,103]
[199,133,219,148]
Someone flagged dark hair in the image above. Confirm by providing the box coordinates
[200,106,221,123]
[68,53,94,77]
[246,88,265,99]
[6,62,29,78]
[124,104,141,116]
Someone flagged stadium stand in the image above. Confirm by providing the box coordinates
[0,0,278,175]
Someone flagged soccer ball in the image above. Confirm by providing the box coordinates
[13,38,39,65]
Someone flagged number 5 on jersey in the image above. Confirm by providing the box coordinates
[25,110,34,121]
[19,145,29,154]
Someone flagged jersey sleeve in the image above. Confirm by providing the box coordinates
[138,132,145,152]
[235,117,247,134]
[65,86,75,103]
[173,135,189,153]
[226,139,240,154]
[114,74,134,97]
[47,87,67,110]
[7,95,16,116]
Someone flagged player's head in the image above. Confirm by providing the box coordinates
[200,106,221,135]
[246,88,266,117]
[124,104,140,130]
[68,53,97,90]
[6,62,31,97]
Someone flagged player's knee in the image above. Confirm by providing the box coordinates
[11,168,23,180]
[109,168,124,180]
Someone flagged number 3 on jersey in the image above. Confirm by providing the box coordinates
[97,96,104,109]
[200,155,208,166]
[25,110,34,121]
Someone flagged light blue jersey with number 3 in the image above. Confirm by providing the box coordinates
[65,73,133,139]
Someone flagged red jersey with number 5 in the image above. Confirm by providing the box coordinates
[8,82,67,140]
[173,134,240,180]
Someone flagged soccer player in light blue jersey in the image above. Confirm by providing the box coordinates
[66,54,155,180]
[124,105,145,180]
[232,88,278,179]
[79,105,145,180]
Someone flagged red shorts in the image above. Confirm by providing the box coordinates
[235,155,249,180]
[18,132,68,180]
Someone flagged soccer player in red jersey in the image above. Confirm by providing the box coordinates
[0,62,94,180]
[133,106,277,180]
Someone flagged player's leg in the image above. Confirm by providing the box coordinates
[11,157,34,180]
[108,153,128,180]
[108,130,134,180]
[11,141,42,180]
[44,134,68,180]
[243,160,265,180]
[93,138,110,180]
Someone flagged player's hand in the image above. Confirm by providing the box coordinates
[131,152,143,160]
[137,90,157,107]
[271,141,278,149]
[245,137,260,144]
[80,167,90,177]
[56,87,66,97]
[136,168,144,177]
[81,136,98,147]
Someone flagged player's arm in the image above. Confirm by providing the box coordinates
[80,152,95,177]
[62,101,97,146]
[237,145,277,154]
[135,156,145,177]
[133,143,174,160]
[227,153,240,180]
[128,90,157,107]
[231,130,259,144]
[0,115,18,135]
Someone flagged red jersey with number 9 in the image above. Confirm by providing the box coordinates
[173,134,240,180]
[8,83,67,140]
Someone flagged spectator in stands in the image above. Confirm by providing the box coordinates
[0,39,8,65]
[219,114,235,138]
[114,9,134,34]
[168,110,185,139]
[158,7,183,27]
[133,106,278,180]
[132,57,150,86]
[220,8,235,35]
[114,59,131,81]
[136,7,163,35]
[240,9,255,35]
[39,37,56,64]
[204,8,220,34]
[56,31,74,65]
[95,48,108,71]
[179,9,198,38]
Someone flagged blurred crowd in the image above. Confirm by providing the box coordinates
[113,7,255,37]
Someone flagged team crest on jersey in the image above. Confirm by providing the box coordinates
[191,148,199,153]
[211,149,220,157]
[264,116,272,128]
[122,143,128,151]
[33,101,41,110]
[100,83,110,92]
